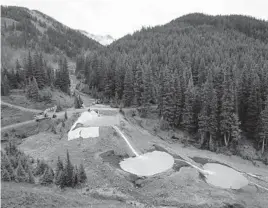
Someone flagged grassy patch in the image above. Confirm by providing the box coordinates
[1,105,35,127]
[1,182,90,208]
[2,87,73,110]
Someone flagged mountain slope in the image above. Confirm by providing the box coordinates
[76,13,268,156]
[1,5,102,68]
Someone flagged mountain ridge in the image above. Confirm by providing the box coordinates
[1,5,102,69]
[77,30,115,46]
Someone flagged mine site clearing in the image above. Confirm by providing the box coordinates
[67,107,268,190]
[4,93,268,207]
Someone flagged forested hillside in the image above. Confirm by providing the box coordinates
[76,13,268,154]
[1,5,103,98]
[1,5,102,69]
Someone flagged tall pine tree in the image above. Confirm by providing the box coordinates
[245,71,261,139]
[123,67,134,107]
[133,63,143,106]
[259,97,268,154]
[182,76,196,134]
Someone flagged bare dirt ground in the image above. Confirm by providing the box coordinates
[2,92,268,208]
[1,182,132,208]
[7,111,266,208]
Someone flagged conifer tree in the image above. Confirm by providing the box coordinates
[198,70,215,148]
[208,90,218,151]
[104,65,115,100]
[162,71,176,124]
[74,95,79,108]
[245,72,261,139]
[220,72,241,147]
[19,155,29,172]
[230,113,241,147]
[158,69,165,116]
[133,63,143,106]
[72,166,79,187]
[55,57,71,94]
[123,67,134,107]
[84,56,92,85]
[114,63,125,101]
[1,75,10,96]
[78,95,83,106]
[114,91,120,106]
[198,107,209,147]
[32,77,40,101]
[33,53,40,81]
[1,167,11,181]
[27,168,35,184]
[40,167,54,185]
[78,163,87,184]
[9,69,18,89]
[259,98,268,154]
[1,151,15,180]
[34,160,48,176]
[74,95,83,108]
[46,66,55,87]
[64,111,68,120]
[26,51,33,81]
[54,69,61,89]
[33,52,45,89]
[5,142,20,157]
[214,67,225,137]
[64,150,74,187]
[15,70,21,87]
[182,77,196,134]
[55,156,64,179]
[26,77,39,101]
[62,57,71,93]
[238,66,250,128]
[55,170,65,188]
[173,70,183,127]
[15,160,28,182]
[142,66,152,107]
[260,64,268,109]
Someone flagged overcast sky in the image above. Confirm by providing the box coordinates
[2,0,268,39]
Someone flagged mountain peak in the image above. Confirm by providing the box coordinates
[77,30,115,46]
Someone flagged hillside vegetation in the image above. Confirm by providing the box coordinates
[1,5,102,69]
[76,13,268,157]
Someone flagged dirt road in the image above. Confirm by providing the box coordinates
[1,100,118,132]
[1,101,43,113]
[1,120,36,132]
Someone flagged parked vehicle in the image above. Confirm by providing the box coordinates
[34,114,50,122]
[34,106,57,121]
[95,99,103,104]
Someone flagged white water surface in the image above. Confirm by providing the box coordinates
[120,151,174,176]
[203,163,249,189]
[68,111,100,140]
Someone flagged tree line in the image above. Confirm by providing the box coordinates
[1,52,71,100]
[1,142,87,189]
[75,14,268,154]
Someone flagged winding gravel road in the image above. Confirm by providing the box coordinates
[1,101,43,113]
[1,101,118,132]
